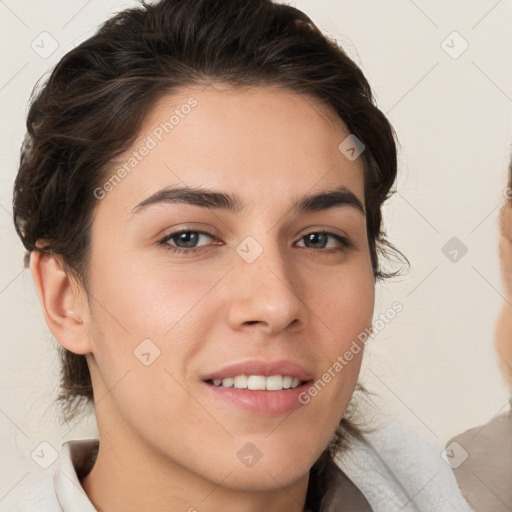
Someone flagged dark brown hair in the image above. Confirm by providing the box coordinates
[13,0,405,506]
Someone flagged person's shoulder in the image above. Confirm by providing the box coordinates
[336,420,475,512]
[448,410,512,512]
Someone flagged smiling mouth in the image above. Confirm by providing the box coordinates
[204,375,310,391]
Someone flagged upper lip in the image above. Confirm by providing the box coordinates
[201,359,314,382]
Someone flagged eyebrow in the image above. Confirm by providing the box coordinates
[130,184,365,218]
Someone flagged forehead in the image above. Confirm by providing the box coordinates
[94,84,366,220]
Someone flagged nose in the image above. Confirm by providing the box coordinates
[226,237,307,336]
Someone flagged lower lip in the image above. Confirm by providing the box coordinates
[202,381,313,416]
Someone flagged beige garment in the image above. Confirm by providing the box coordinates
[449,408,512,512]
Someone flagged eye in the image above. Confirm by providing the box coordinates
[157,229,353,256]
[158,229,217,255]
[295,231,353,252]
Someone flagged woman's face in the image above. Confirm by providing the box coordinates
[83,84,375,490]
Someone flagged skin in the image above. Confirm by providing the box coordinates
[30,84,375,512]
[495,201,512,390]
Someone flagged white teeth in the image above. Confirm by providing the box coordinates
[247,375,266,390]
[210,375,304,390]
[266,375,283,390]
[233,375,248,388]
[221,377,234,387]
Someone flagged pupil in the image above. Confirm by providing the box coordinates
[307,233,326,248]
[178,232,198,248]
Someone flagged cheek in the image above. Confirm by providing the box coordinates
[495,306,512,370]
[85,253,226,402]
[301,264,374,401]
[499,238,512,299]
[312,264,375,343]
[88,251,209,337]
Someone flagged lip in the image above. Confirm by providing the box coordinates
[200,358,315,416]
[202,381,313,416]
[200,358,315,382]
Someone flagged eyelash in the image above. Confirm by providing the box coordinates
[157,229,354,255]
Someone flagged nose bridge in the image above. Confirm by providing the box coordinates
[227,231,305,333]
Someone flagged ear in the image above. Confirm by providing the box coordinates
[30,248,92,355]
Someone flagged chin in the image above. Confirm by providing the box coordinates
[217,461,312,492]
